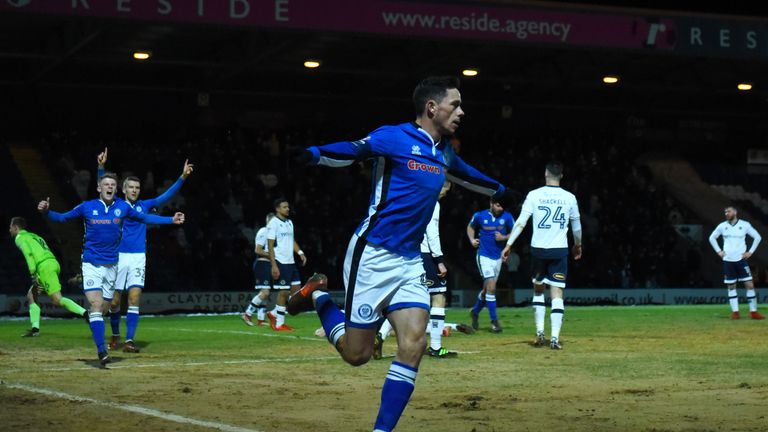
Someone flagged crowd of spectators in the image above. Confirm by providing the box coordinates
[8,120,721,295]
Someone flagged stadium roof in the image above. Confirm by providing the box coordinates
[1,0,767,131]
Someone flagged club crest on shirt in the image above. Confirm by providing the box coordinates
[114,209,122,217]
[137,206,143,212]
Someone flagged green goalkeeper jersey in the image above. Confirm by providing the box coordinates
[14,229,57,276]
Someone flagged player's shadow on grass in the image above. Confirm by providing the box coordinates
[134,341,151,350]
[77,356,127,369]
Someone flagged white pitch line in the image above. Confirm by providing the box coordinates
[1,382,262,432]
[167,327,325,342]
[3,355,340,374]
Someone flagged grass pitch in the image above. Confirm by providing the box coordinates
[1,305,766,432]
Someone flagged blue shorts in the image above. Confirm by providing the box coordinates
[252,260,272,290]
[274,262,301,289]
[421,253,447,294]
[723,260,752,284]
[531,247,568,288]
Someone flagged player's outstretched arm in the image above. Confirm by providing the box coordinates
[294,134,380,168]
[125,205,177,225]
[443,146,505,198]
[96,147,108,183]
[145,159,193,209]
[40,198,84,222]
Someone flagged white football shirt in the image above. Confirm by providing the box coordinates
[266,217,295,264]
[254,227,269,262]
[519,186,580,249]
[708,219,761,262]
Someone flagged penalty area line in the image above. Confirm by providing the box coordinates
[1,382,262,432]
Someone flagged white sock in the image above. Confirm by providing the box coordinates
[532,294,546,334]
[429,307,445,350]
[378,319,392,341]
[276,305,286,327]
[245,294,263,316]
[550,298,564,340]
[746,289,758,312]
[728,289,739,312]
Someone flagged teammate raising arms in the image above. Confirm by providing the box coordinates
[502,162,582,350]
[38,173,184,365]
[97,148,193,352]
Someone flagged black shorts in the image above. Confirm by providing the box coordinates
[531,247,568,288]
[273,262,301,289]
[253,260,272,289]
[421,253,447,294]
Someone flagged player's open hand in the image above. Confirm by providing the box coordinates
[182,159,194,179]
[97,147,108,166]
[172,212,185,224]
[37,197,50,213]
[572,244,583,260]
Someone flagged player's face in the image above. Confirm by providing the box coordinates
[724,207,737,221]
[123,180,141,202]
[8,222,18,238]
[491,201,504,216]
[276,202,290,218]
[97,178,118,202]
[433,88,464,136]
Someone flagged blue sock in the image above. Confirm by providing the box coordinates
[89,312,106,353]
[110,310,121,336]
[471,292,486,315]
[126,306,139,341]
[374,361,418,432]
[315,293,345,345]
[487,293,498,321]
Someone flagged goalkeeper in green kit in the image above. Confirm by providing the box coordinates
[9,216,88,337]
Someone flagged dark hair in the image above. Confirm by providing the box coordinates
[413,76,460,116]
[123,176,141,188]
[99,173,118,184]
[725,205,737,211]
[545,162,564,178]
[10,216,26,229]
[273,198,289,209]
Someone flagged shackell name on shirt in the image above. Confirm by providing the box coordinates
[407,159,442,174]
[538,198,566,205]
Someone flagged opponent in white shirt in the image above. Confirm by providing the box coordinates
[266,199,307,331]
[502,162,582,350]
[708,206,764,320]
[242,213,275,326]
